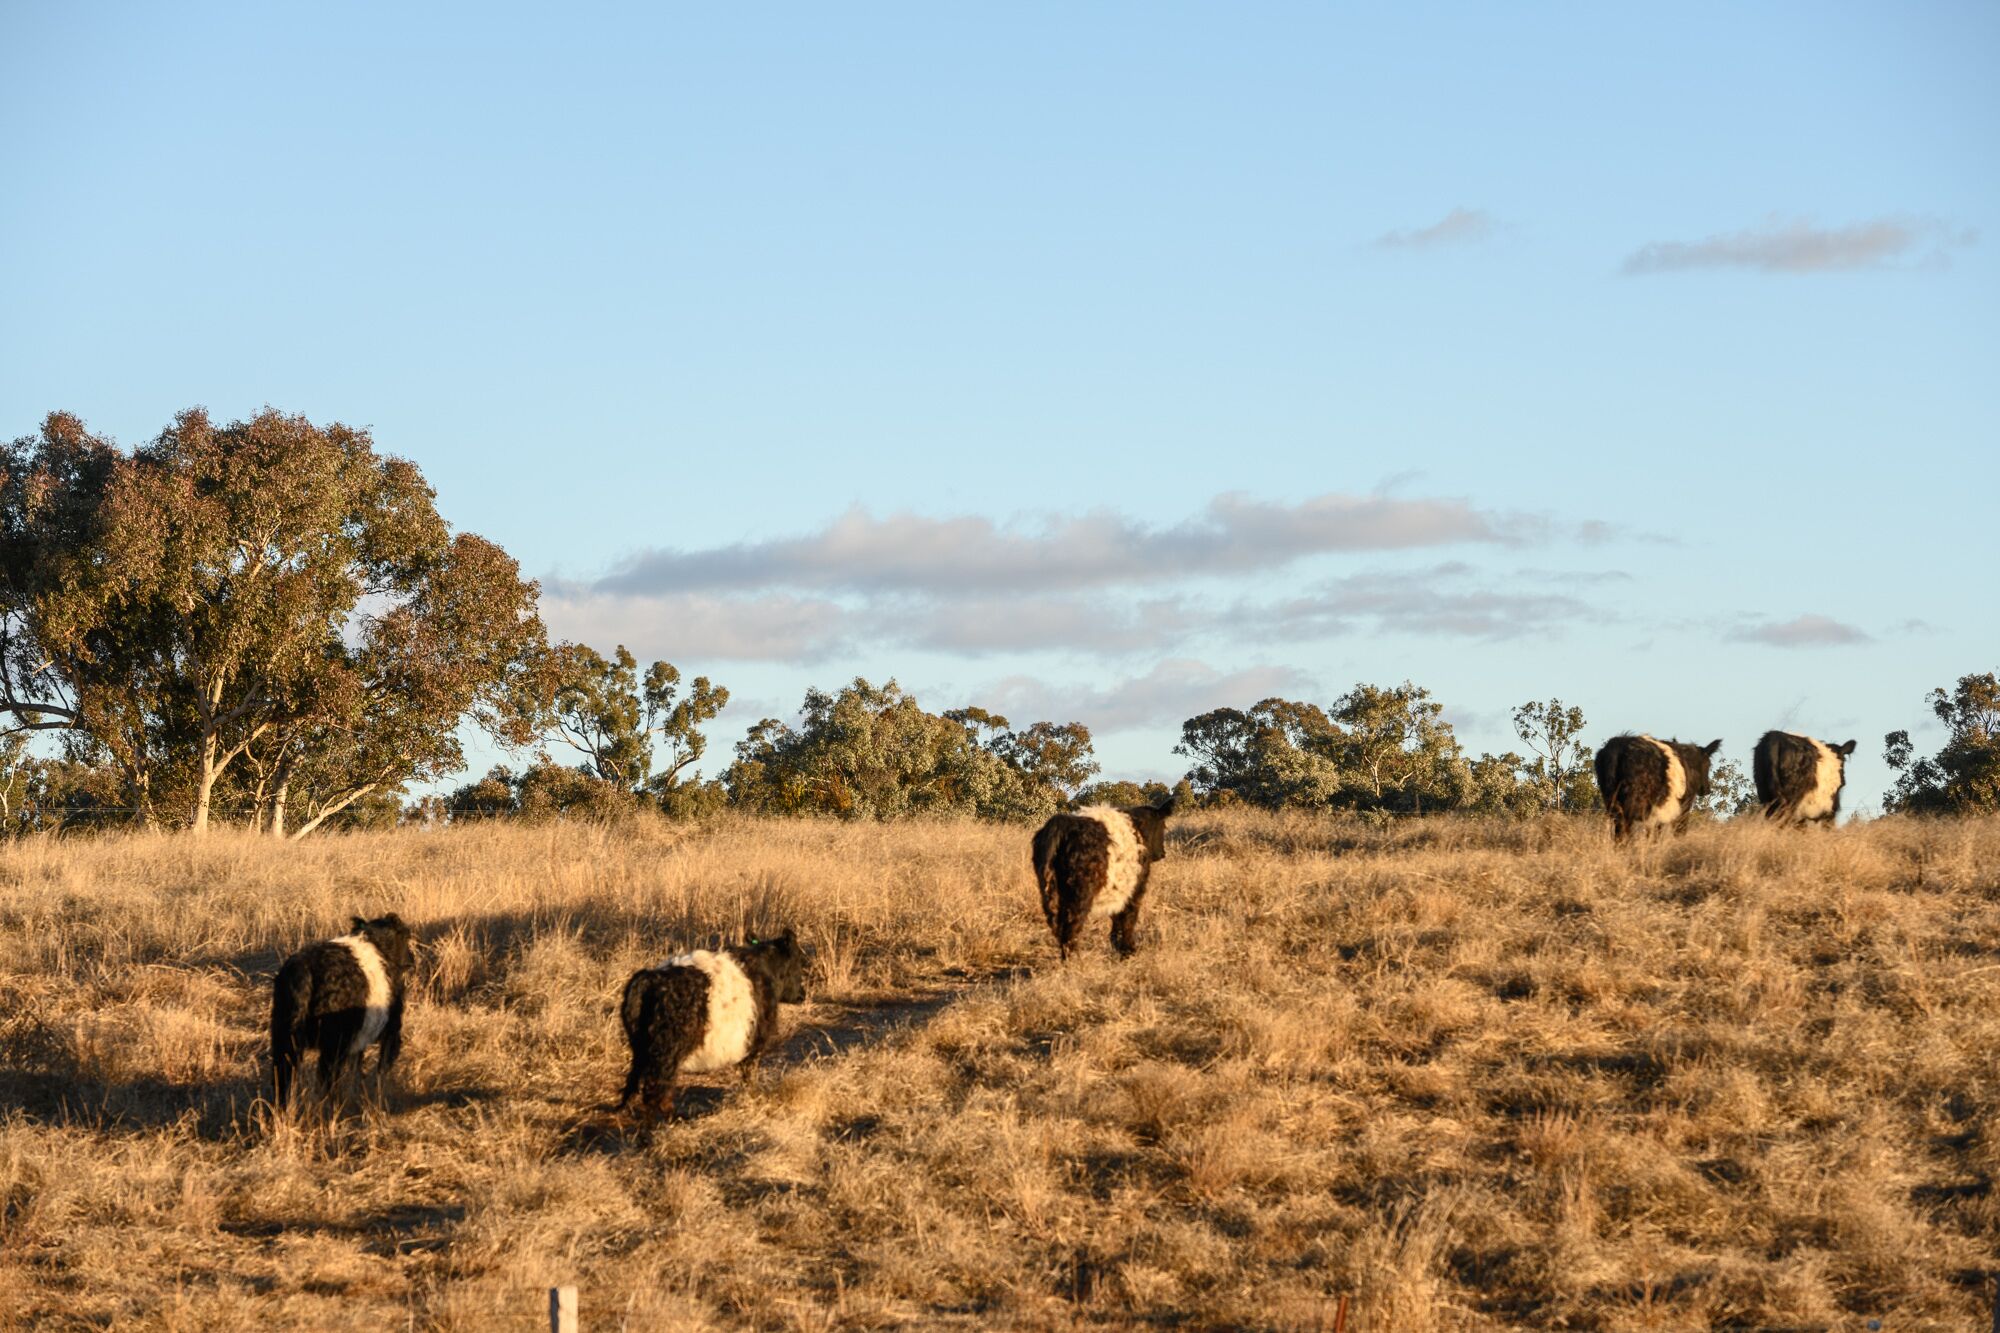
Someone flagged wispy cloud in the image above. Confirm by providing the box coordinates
[1374,207,1499,250]
[590,491,1588,599]
[884,595,1200,657]
[540,590,852,663]
[1623,215,1975,275]
[543,563,1607,665]
[970,660,1320,734]
[1235,564,1597,641]
[1728,614,1872,648]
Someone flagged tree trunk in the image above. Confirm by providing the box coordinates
[269,748,297,838]
[191,732,218,835]
[289,781,376,839]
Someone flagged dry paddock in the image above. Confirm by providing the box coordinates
[1,812,1998,1330]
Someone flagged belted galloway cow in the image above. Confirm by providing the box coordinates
[1753,730,1856,825]
[1594,734,1721,841]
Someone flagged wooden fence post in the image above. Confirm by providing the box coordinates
[549,1285,578,1333]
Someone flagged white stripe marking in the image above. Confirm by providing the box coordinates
[657,949,758,1073]
[1794,735,1844,822]
[330,934,392,1055]
[1638,735,1687,825]
[1078,806,1145,919]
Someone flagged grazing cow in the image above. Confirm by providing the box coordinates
[271,913,415,1108]
[1031,794,1177,961]
[618,929,808,1121]
[1753,730,1857,825]
[1594,735,1722,841]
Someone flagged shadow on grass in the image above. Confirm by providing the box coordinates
[0,1061,504,1143]
[220,1201,467,1257]
[0,1067,268,1141]
[556,964,1037,1158]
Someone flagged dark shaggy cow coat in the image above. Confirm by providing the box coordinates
[618,929,808,1120]
[270,913,414,1108]
[1594,734,1722,841]
[1753,730,1856,825]
[1031,795,1176,961]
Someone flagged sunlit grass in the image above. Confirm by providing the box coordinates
[2,811,1996,1329]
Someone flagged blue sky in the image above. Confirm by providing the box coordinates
[4,2,1995,807]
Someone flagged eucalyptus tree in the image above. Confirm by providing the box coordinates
[1,408,547,833]
[543,642,730,797]
[251,532,546,836]
[1885,671,2000,814]
[1511,697,1595,812]
[726,678,1093,819]
[1176,699,1344,809]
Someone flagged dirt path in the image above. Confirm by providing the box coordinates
[775,963,1033,1066]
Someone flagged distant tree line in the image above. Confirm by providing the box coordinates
[4,410,1995,833]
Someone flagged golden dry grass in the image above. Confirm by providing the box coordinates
[2,811,1998,1330]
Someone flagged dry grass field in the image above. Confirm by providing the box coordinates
[2,811,1998,1330]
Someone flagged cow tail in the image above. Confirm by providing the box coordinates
[1033,826,1064,925]
[620,970,653,1037]
[1752,738,1775,816]
[271,957,312,1105]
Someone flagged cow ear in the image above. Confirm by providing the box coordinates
[1704,739,1722,756]
[1155,792,1179,816]
[1837,739,1857,756]
[777,926,797,945]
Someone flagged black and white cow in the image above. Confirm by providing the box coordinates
[1593,734,1722,841]
[1753,730,1856,825]
[270,912,415,1108]
[617,929,808,1121]
[1031,794,1176,961]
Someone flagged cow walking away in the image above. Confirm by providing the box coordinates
[271,913,415,1108]
[1031,794,1176,961]
[1594,735,1721,841]
[1753,730,1856,825]
[618,929,807,1122]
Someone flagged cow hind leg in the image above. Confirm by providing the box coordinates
[1110,885,1148,958]
[273,1050,298,1109]
[315,1018,363,1104]
[1055,899,1090,962]
[645,1080,676,1122]
[272,1025,304,1109]
[618,1051,650,1112]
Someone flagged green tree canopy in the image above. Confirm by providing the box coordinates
[725,678,1094,820]
[541,642,729,796]
[1511,698,1596,812]
[1175,699,1344,809]
[1177,683,1469,814]
[1,409,546,834]
[1885,671,2000,814]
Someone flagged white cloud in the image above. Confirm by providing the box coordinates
[543,562,1606,664]
[1374,207,1499,250]
[539,589,851,662]
[1623,216,1975,275]
[969,660,1320,734]
[1237,564,1596,641]
[1728,614,1872,647]
[592,490,1577,598]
